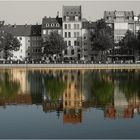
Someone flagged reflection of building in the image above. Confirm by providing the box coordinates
[62,6,82,60]
[62,70,85,124]
[9,69,30,94]
[63,108,82,124]
[105,83,140,119]
[0,94,32,106]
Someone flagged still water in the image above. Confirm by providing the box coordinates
[0,68,140,139]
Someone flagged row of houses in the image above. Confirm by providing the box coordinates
[0,6,140,61]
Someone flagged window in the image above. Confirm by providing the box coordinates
[68,41,71,46]
[51,23,54,27]
[77,24,79,29]
[65,32,67,38]
[65,24,67,29]
[46,23,49,27]
[74,41,77,46]
[68,32,71,37]
[56,23,59,27]
[71,49,74,55]
[19,37,22,40]
[77,41,80,46]
[74,24,76,29]
[65,50,67,55]
[77,32,80,37]
[68,24,71,29]
[43,30,46,35]
[74,32,76,38]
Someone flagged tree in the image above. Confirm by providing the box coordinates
[42,31,67,60]
[90,19,114,61]
[120,30,138,51]
[0,32,20,60]
[137,30,140,51]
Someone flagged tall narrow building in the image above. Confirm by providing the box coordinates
[62,6,82,61]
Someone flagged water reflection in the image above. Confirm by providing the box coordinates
[0,68,140,123]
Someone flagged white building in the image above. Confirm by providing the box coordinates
[104,10,135,43]
[0,24,42,61]
[62,6,82,60]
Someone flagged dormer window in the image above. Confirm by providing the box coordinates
[56,23,59,27]
[75,16,79,21]
[46,23,49,27]
[51,23,54,27]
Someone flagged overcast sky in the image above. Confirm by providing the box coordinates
[0,1,140,24]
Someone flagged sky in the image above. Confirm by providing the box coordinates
[0,1,140,24]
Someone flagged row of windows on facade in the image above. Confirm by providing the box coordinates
[65,32,80,38]
[19,37,41,41]
[64,48,81,55]
[45,23,60,27]
[106,16,133,21]
[64,101,80,106]
[64,24,80,29]
[114,35,124,42]
[65,40,80,46]
[42,29,60,35]
[64,16,80,22]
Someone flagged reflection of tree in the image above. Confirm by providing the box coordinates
[0,72,20,98]
[44,73,66,102]
[28,71,43,104]
[84,71,114,106]
[114,70,140,100]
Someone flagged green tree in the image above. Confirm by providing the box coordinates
[120,30,138,51]
[42,31,67,60]
[0,32,20,60]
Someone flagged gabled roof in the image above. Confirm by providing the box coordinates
[42,17,62,29]
[0,24,41,36]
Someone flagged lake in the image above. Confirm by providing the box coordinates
[0,68,140,139]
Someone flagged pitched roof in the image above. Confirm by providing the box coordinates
[62,6,82,21]
[42,17,62,29]
[104,10,134,19]
[63,6,81,16]
[0,24,41,36]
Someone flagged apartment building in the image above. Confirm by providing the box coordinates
[104,10,135,43]
[82,21,96,61]
[0,24,42,61]
[62,6,82,60]
[41,15,62,41]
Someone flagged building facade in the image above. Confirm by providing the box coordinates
[104,10,135,44]
[0,24,42,61]
[82,21,96,61]
[62,6,82,60]
[41,15,62,41]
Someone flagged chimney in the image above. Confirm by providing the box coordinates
[56,11,59,18]
[13,24,16,28]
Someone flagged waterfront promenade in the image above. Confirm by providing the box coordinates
[0,63,140,69]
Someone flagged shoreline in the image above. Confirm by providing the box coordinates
[0,63,140,69]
